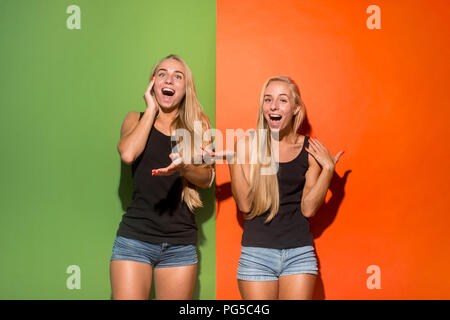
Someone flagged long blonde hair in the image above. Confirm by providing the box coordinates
[150,54,212,212]
[247,76,306,223]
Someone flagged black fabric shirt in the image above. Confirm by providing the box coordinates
[116,112,197,245]
[241,136,314,249]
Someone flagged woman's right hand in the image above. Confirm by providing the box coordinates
[199,145,235,165]
[143,76,158,114]
[200,135,251,165]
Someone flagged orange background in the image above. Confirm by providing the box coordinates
[216,0,450,299]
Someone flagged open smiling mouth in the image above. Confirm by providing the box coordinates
[162,88,175,96]
[269,114,282,122]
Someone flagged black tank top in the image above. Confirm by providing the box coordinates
[241,136,314,249]
[116,112,197,245]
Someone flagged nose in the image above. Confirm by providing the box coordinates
[164,74,173,85]
[270,100,279,111]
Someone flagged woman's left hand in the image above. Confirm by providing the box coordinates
[152,153,186,176]
[306,138,344,171]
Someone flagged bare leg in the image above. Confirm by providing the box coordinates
[154,264,197,300]
[110,260,152,300]
[238,280,279,300]
[278,274,316,300]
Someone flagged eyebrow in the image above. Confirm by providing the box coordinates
[264,94,289,97]
[157,68,185,76]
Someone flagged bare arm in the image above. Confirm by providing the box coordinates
[301,138,344,218]
[185,113,215,188]
[117,78,158,165]
[228,135,252,212]
[117,108,158,165]
[180,164,213,189]
[199,134,252,210]
[301,154,333,218]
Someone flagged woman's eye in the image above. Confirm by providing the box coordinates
[264,98,271,103]
[280,99,287,103]
[159,73,166,77]
[175,75,182,80]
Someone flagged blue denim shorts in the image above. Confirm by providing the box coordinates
[237,245,318,281]
[110,236,198,268]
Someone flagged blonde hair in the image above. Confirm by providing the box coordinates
[246,76,306,223]
[150,54,212,212]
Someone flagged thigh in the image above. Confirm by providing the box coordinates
[238,280,279,300]
[237,246,281,300]
[237,246,281,282]
[110,260,152,300]
[278,274,316,300]
[154,264,197,300]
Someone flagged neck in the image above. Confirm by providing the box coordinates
[157,105,179,129]
[276,124,297,144]
[268,126,295,164]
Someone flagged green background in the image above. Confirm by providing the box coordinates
[0,0,216,299]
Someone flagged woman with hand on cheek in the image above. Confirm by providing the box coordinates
[110,54,214,300]
[227,76,343,300]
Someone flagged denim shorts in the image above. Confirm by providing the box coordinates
[110,236,198,268]
[237,245,318,281]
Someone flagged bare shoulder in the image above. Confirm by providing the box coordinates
[306,149,321,180]
[307,152,320,169]
[305,136,319,167]
[120,111,141,138]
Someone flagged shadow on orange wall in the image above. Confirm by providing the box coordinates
[310,169,351,299]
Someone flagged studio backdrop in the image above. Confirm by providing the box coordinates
[1,0,449,300]
[216,0,450,299]
[0,0,216,299]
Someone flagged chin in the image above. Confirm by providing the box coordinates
[267,123,292,138]
[268,126,280,132]
[156,96,183,110]
[266,121,283,132]
[158,101,173,109]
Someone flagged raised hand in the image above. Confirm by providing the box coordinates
[305,137,344,171]
[199,145,236,165]
[143,76,158,114]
